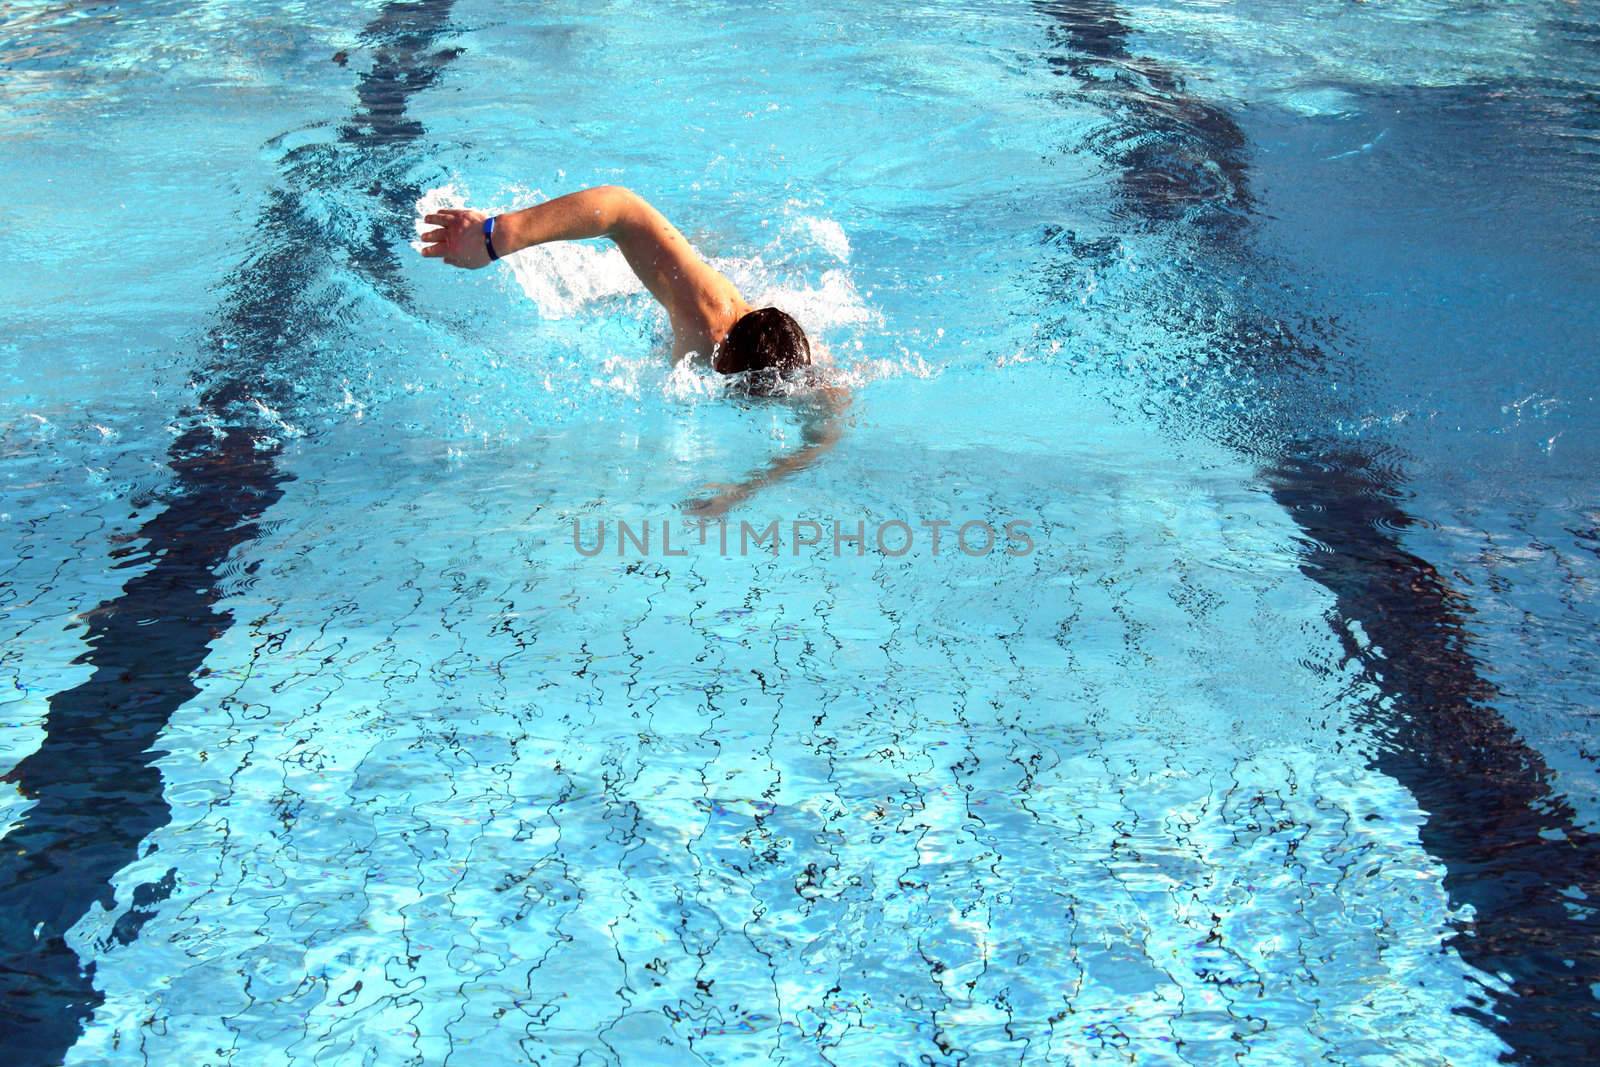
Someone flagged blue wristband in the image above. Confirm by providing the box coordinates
[483,216,501,262]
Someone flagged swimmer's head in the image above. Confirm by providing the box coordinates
[714,307,811,394]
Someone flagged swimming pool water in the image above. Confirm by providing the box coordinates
[2,1,1597,1063]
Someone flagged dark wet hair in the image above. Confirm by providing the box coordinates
[714,307,811,394]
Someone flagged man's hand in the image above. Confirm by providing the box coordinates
[418,208,493,269]
[684,483,748,519]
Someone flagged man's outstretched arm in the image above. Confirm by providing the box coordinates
[685,387,850,518]
[418,186,741,328]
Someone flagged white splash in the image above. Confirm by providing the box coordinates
[791,216,851,261]
[505,242,644,320]
[251,398,304,439]
[662,358,726,402]
[587,354,726,407]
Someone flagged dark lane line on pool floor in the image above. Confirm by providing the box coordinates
[0,3,460,1062]
[1035,1,1600,1060]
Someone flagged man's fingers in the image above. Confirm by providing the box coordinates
[422,210,464,225]
[420,243,447,258]
[420,228,447,244]
[686,496,730,519]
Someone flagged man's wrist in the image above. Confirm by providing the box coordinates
[483,215,502,262]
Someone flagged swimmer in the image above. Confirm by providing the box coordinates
[417,186,845,516]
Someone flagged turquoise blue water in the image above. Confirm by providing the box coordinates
[2,1,1598,1063]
